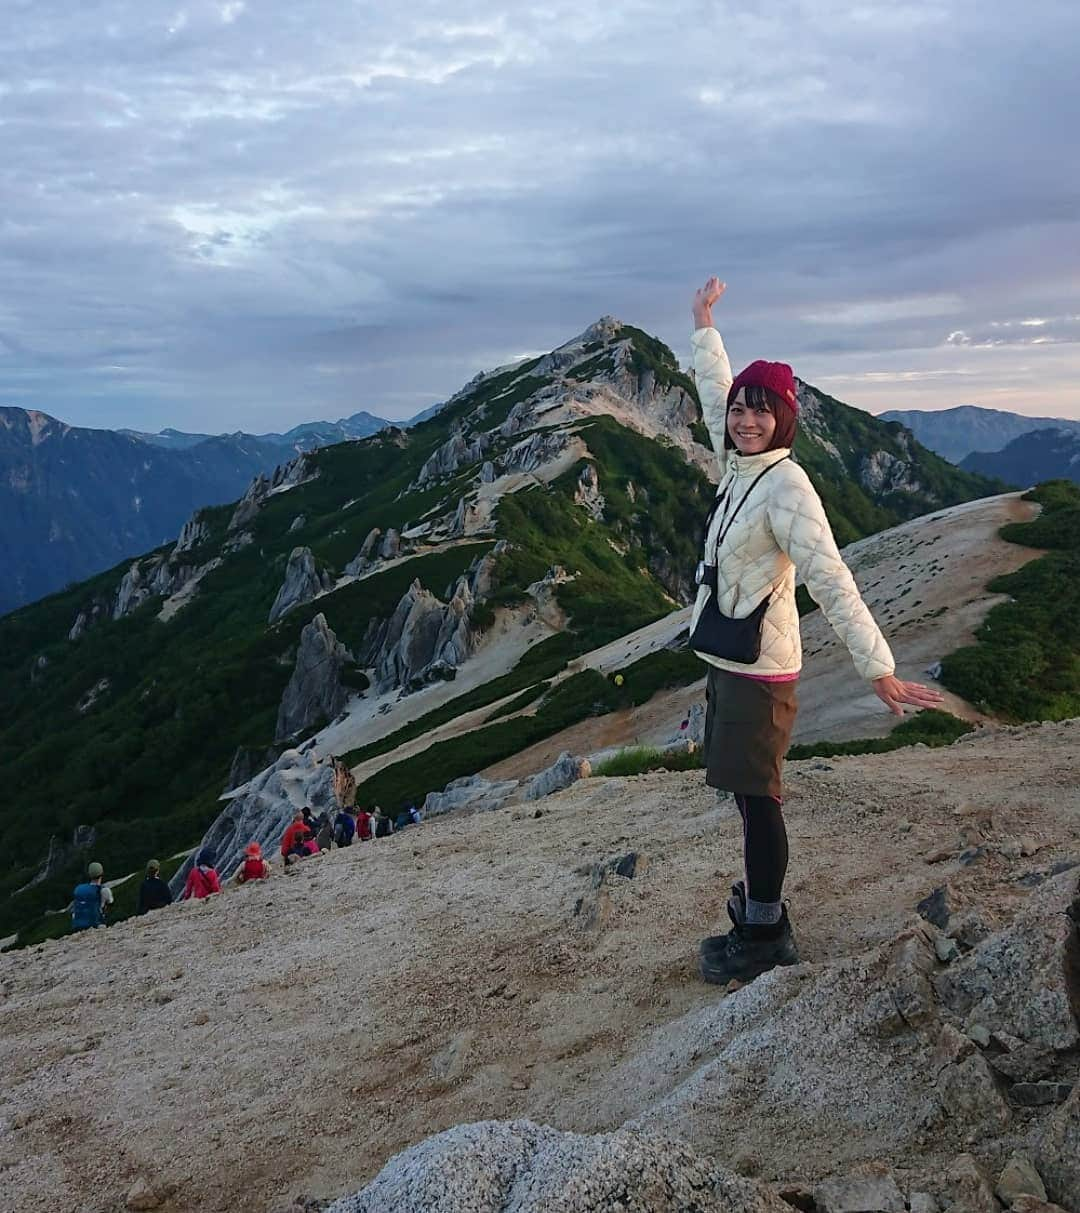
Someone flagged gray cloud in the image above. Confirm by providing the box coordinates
[2,0,1078,431]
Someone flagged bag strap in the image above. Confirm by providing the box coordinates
[708,455,790,564]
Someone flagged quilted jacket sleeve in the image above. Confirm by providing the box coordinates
[767,466,896,681]
[691,327,733,466]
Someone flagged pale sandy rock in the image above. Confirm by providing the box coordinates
[933,870,1079,1054]
[124,1176,164,1210]
[480,460,496,483]
[325,1120,790,1213]
[813,1168,905,1213]
[416,430,490,485]
[996,1152,1048,1205]
[288,514,306,533]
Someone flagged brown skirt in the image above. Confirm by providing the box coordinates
[703,668,798,799]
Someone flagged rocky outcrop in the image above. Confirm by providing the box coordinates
[113,556,204,620]
[448,493,495,538]
[499,429,570,475]
[173,511,211,555]
[860,450,922,496]
[326,1119,790,1213]
[363,577,476,694]
[12,824,96,896]
[171,749,351,892]
[378,528,401,561]
[467,541,507,600]
[573,462,605,520]
[275,613,352,742]
[68,597,110,640]
[288,514,306,533]
[415,429,491,486]
[267,547,333,624]
[229,452,316,531]
[423,751,591,817]
[229,471,271,531]
[344,528,383,575]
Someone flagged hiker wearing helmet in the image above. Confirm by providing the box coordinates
[689,277,943,985]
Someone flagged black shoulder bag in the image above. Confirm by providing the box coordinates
[688,457,789,663]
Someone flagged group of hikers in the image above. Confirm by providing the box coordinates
[70,801,424,931]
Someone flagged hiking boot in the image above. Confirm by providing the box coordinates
[698,898,799,985]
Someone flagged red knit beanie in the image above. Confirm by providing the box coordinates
[727,360,798,413]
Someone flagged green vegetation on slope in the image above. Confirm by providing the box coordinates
[786,709,974,760]
[940,480,1080,721]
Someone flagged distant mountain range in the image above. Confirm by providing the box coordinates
[879,405,1080,464]
[0,406,426,615]
[960,427,1080,485]
[119,409,393,452]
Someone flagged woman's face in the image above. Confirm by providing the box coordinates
[726,389,777,455]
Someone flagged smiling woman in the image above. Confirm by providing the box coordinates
[686,275,945,989]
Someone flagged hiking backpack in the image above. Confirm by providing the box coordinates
[357,811,374,841]
[71,882,103,930]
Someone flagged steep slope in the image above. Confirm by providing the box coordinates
[2,720,1077,1212]
[960,426,1080,485]
[0,319,1002,944]
[0,409,292,614]
[880,404,1080,463]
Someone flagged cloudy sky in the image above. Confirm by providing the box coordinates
[4,0,1079,433]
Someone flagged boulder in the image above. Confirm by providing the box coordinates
[945,1154,997,1213]
[813,1169,905,1213]
[499,429,569,475]
[996,1152,1048,1205]
[268,547,333,624]
[933,870,1079,1054]
[520,751,591,801]
[324,1119,790,1213]
[423,774,520,818]
[1037,1080,1080,1212]
[274,613,351,742]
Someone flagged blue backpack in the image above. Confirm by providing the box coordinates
[72,882,102,931]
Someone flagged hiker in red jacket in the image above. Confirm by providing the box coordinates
[356,807,374,842]
[182,850,221,900]
[280,812,308,859]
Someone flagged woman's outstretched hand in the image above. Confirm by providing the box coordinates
[871,674,946,717]
[692,277,726,328]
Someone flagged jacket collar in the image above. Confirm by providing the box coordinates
[725,447,792,479]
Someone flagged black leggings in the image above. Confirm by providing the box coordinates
[734,793,788,904]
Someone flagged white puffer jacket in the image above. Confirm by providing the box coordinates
[690,326,895,682]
